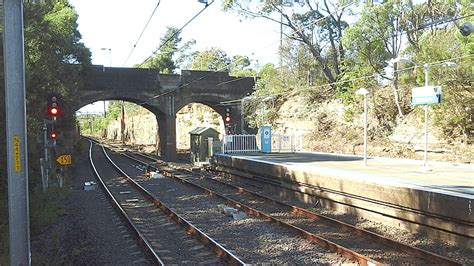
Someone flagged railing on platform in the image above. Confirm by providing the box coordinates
[221,134,303,154]
[272,134,303,153]
[222,134,259,154]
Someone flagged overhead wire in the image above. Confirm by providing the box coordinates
[136,0,357,106]
[122,0,161,67]
[136,2,471,106]
[214,12,474,90]
[218,53,473,105]
[137,0,215,68]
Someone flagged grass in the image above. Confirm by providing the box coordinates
[29,187,67,236]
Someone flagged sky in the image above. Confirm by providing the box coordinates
[70,0,282,68]
[71,0,285,114]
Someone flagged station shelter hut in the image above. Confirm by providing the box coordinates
[189,127,220,163]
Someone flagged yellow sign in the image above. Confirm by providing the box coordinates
[56,154,72,165]
[13,135,21,172]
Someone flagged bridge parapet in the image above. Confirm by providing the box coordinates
[84,66,162,92]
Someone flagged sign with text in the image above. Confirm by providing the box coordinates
[13,135,21,172]
[260,125,272,153]
[56,154,72,165]
[412,86,442,105]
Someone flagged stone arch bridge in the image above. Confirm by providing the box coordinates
[77,66,255,161]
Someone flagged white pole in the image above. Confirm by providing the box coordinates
[423,64,430,171]
[363,94,368,166]
[241,98,245,134]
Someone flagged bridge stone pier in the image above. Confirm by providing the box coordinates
[76,66,255,161]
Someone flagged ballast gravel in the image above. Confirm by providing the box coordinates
[217,173,474,265]
[108,151,356,265]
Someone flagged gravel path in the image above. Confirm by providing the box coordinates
[31,140,149,264]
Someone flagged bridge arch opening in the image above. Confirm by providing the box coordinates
[76,100,161,153]
[176,103,225,153]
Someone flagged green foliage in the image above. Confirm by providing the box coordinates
[140,27,196,73]
[189,47,232,71]
[1,1,91,259]
[414,28,473,141]
[77,101,146,136]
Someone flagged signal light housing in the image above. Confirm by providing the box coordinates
[224,107,231,124]
[47,95,60,118]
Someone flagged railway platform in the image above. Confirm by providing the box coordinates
[211,152,473,248]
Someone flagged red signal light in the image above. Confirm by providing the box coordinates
[49,107,58,116]
[51,132,57,139]
[225,116,231,123]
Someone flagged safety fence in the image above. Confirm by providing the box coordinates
[222,134,260,153]
[272,134,303,153]
[221,134,303,154]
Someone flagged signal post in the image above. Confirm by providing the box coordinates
[41,94,60,191]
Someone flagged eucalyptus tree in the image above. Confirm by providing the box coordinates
[342,0,471,118]
[23,0,91,122]
[0,0,91,249]
[222,0,351,87]
[189,47,232,71]
[342,1,406,117]
[140,26,196,73]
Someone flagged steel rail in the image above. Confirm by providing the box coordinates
[161,168,380,265]
[120,150,461,265]
[202,170,461,266]
[118,152,380,265]
[87,139,467,264]
[99,144,247,266]
[87,140,164,265]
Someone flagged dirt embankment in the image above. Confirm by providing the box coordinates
[104,100,473,164]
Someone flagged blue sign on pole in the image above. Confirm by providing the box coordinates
[260,125,272,153]
[412,86,442,105]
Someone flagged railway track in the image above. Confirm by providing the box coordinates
[88,140,243,265]
[108,144,461,265]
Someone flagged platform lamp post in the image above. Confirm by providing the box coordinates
[355,88,369,166]
[391,57,457,171]
[101,47,112,118]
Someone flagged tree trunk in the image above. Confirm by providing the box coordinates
[393,64,404,117]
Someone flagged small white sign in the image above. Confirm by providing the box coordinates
[412,86,442,105]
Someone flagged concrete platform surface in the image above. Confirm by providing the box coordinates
[226,152,474,198]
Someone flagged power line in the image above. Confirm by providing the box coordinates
[122,0,162,67]
[137,0,215,68]
[209,11,474,89]
[137,4,471,106]
[218,54,473,105]
[137,1,355,106]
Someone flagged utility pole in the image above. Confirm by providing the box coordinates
[3,0,31,264]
